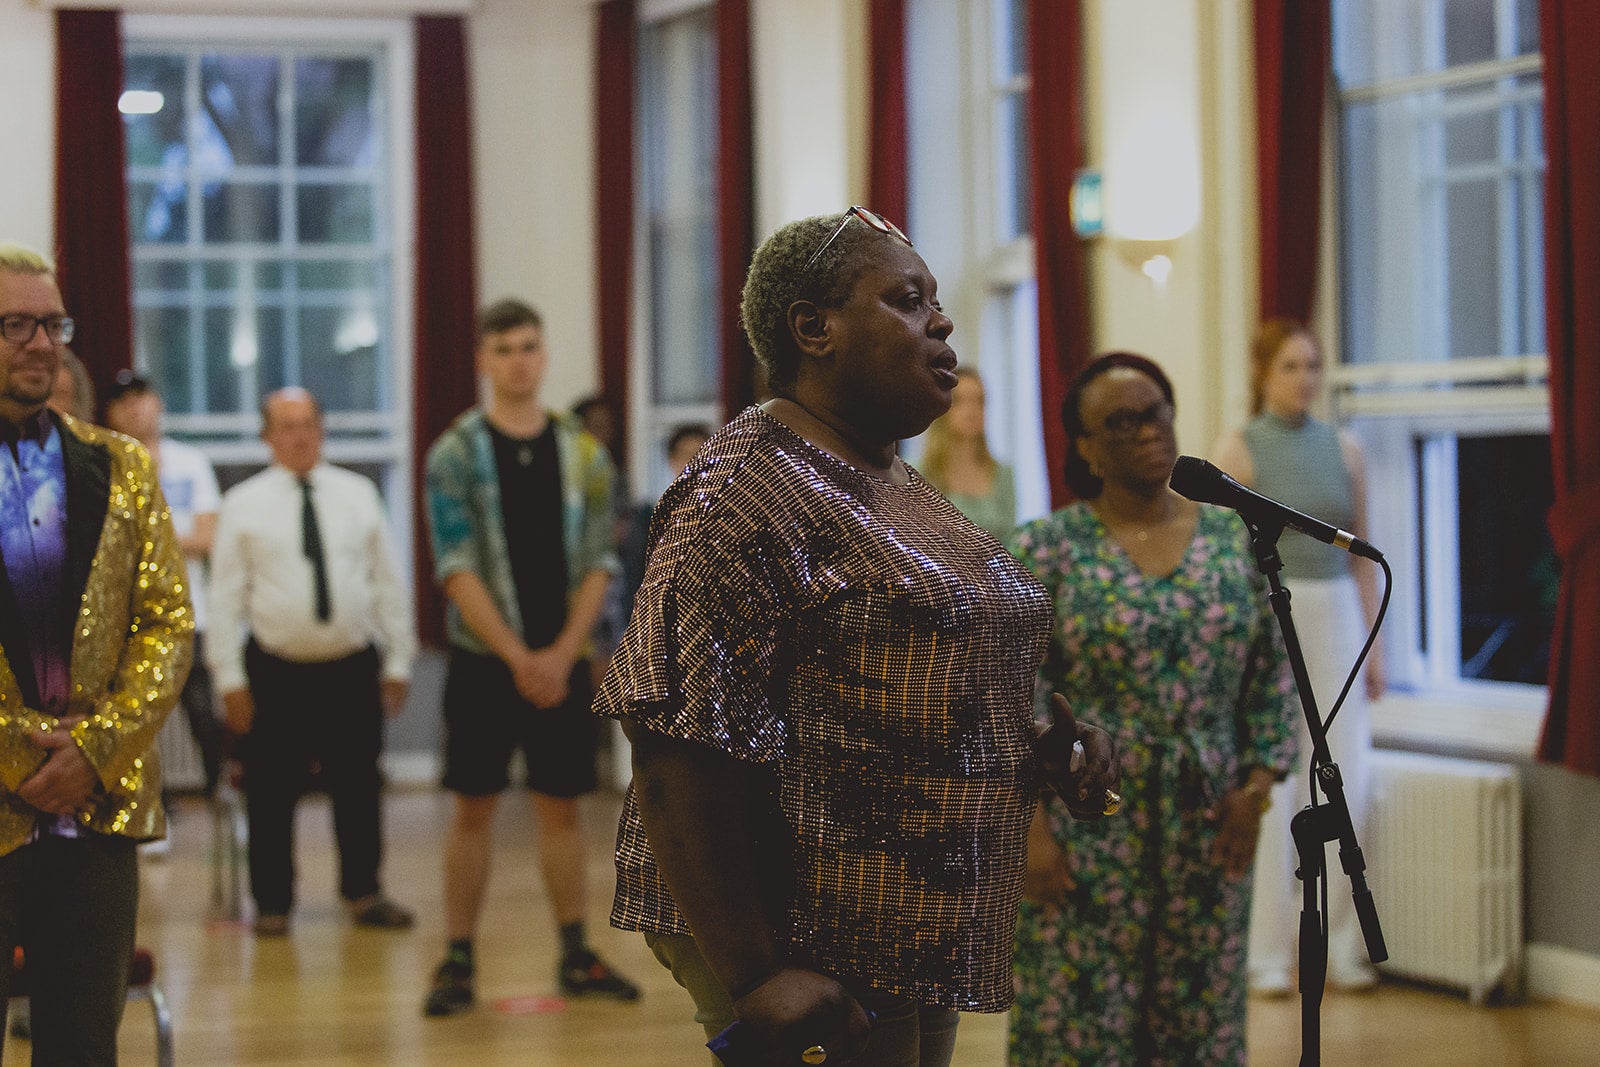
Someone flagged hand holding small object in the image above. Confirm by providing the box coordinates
[1038,693,1122,820]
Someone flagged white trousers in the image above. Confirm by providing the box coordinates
[1247,574,1375,981]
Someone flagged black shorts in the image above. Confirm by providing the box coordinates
[440,648,599,799]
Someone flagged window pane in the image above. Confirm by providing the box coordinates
[134,260,189,293]
[299,304,382,412]
[203,261,237,291]
[130,38,392,447]
[649,218,717,405]
[199,55,280,167]
[993,0,1028,81]
[136,306,193,412]
[1456,434,1554,684]
[300,260,378,290]
[641,9,720,410]
[1334,0,1536,85]
[297,185,374,243]
[201,307,244,413]
[123,53,186,168]
[1444,178,1501,359]
[1444,0,1497,67]
[1339,72,1544,363]
[295,57,375,167]
[130,181,188,243]
[993,92,1031,244]
[203,183,281,243]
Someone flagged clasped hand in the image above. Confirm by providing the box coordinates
[1036,693,1120,821]
[17,717,98,818]
[729,968,872,1066]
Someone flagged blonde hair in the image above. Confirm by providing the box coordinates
[919,367,997,489]
[1250,317,1314,414]
[0,242,56,277]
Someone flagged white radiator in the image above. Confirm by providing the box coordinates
[1366,749,1523,1004]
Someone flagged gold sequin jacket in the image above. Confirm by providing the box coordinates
[0,411,194,854]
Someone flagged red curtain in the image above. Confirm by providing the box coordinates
[868,0,908,228]
[55,9,133,406]
[1254,0,1330,323]
[412,16,479,647]
[1029,0,1091,508]
[716,0,756,416]
[595,1,636,469]
[1538,0,1600,777]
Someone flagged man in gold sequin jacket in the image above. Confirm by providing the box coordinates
[0,242,194,1061]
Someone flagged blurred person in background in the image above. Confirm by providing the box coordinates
[1007,352,1298,1066]
[47,348,95,422]
[208,387,416,938]
[104,371,224,803]
[918,366,1016,541]
[1212,317,1385,996]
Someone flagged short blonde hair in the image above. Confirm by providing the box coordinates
[0,242,57,277]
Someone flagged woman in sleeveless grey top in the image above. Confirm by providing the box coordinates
[1211,318,1386,997]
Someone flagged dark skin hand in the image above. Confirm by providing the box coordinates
[728,968,873,1065]
[1024,695,1120,909]
[1037,693,1120,820]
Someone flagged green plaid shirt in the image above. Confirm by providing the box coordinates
[424,408,618,654]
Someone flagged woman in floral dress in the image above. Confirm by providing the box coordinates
[1007,353,1299,1066]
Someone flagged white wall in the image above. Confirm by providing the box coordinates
[0,0,58,254]
[749,0,864,240]
[469,0,600,411]
[1084,0,1257,460]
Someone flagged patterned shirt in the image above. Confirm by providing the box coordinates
[596,406,1053,1012]
[0,411,69,716]
[424,409,618,655]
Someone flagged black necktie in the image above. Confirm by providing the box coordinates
[299,477,332,622]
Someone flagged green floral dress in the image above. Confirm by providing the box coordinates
[1006,503,1299,1067]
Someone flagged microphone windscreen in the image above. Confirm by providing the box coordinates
[1169,455,1227,505]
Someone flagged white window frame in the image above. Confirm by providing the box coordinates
[123,14,416,576]
[906,0,1048,525]
[630,0,721,503]
[1330,2,1548,758]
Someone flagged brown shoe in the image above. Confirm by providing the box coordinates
[349,895,415,930]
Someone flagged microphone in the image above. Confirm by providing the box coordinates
[1169,455,1383,561]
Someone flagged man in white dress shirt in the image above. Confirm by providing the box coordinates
[208,387,416,936]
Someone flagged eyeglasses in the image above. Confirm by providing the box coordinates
[0,313,75,346]
[801,206,913,276]
[1087,400,1175,440]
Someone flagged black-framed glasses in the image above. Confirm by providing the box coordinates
[1087,401,1175,440]
[0,313,75,346]
[802,206,913,276]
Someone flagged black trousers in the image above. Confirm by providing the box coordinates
[177,632,224,796]
[242,640,386,916]
[0,833,138,1066]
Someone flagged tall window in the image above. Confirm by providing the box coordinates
[122,17,412,539]
[1332,0,1550,696]
[908,0,1047,523]
[633,2,720,500]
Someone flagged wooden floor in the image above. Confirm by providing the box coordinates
[19,787,1599,1066]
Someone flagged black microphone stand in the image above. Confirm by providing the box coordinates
[1238,514,1388,1067]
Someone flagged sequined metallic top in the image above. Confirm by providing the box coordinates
[596,406,1052,1012]
[0,412,194,855]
